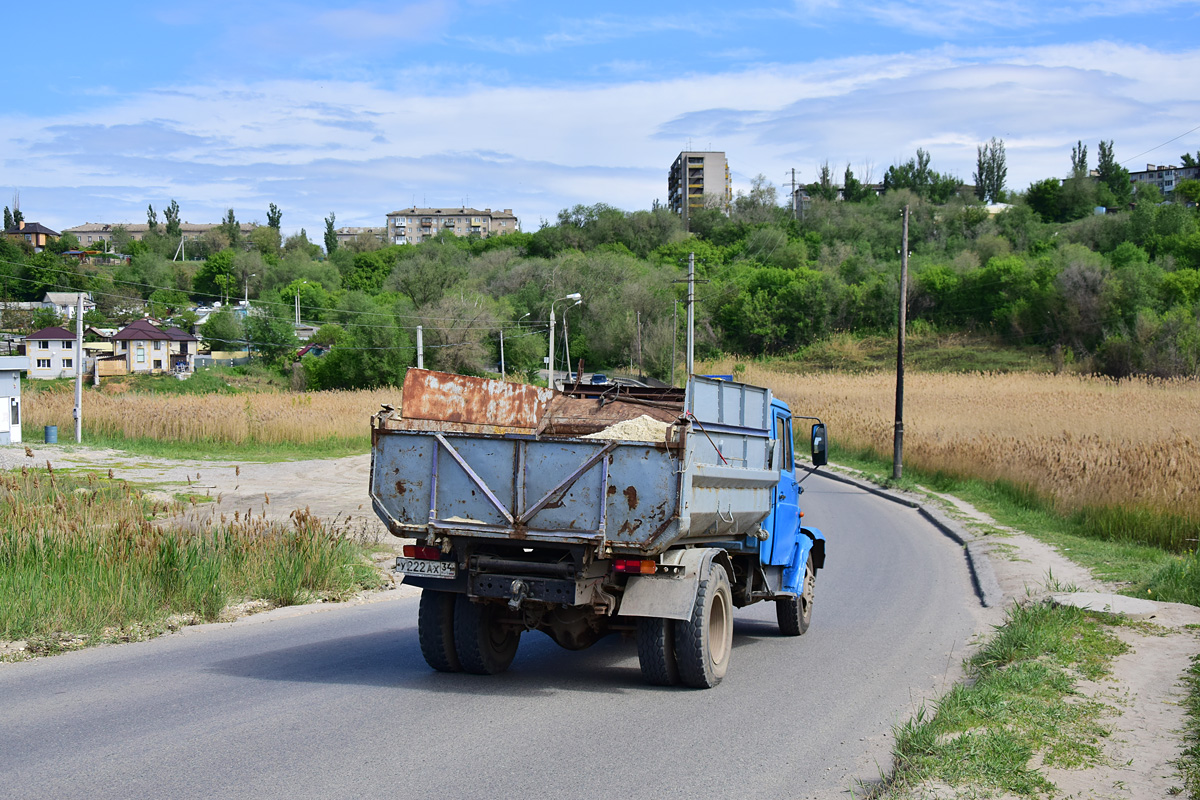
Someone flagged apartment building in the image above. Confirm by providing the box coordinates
[668,151,732,230]
[1129,163,1200,195]
[384,207,519,244]
[335,226,387,246]
[64,222,258,247]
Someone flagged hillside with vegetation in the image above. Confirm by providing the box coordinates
[2,143,1199,386]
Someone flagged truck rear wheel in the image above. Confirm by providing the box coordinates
[418,589,462,672]
[636,617,680,686]
[676,561,734,689]
[776,554,815,636]
[454,595,521,675]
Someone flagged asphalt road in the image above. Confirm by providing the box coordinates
[0,472,983,800]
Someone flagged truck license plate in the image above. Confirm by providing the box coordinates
[395,557,457,579]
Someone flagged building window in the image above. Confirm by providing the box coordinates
[62,358,73,369]
[38,341,49,350]
[10,398,18,426]
[136,346,145,363]
[153,360,162,370]
[37,359,50,369]
[61,341,71,349]
[153,341,162,350]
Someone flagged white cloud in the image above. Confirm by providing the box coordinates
[3,41,1199,235]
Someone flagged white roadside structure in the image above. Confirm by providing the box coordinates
[0,355,29,444]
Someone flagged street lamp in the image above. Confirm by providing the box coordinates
[548,293,581,390]
[244,272,256,305]
[563,298,583,386]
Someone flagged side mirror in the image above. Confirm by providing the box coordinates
[811,423,828,467]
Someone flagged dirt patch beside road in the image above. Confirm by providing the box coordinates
[2,443,390,542]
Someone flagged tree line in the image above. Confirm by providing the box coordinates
[2,139,1198,385]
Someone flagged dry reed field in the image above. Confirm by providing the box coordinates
[725,364,1200,519]
[25,387,400,445]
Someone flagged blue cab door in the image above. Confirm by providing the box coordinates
[761,405,801,567]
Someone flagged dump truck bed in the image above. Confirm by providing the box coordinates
[370,370,780,555]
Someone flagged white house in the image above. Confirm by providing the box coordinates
[42,292,96,320]
[24,326,79,380]
[0,355,29,444]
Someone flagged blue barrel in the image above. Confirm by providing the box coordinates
[44,425,57,444]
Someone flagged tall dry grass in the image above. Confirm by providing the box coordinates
[716,363,1200,520]
[24,387,399,445]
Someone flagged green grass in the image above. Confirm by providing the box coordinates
[59,432,369,462]
[786,329,1057,374]
[1178,655,1200,799]
[881,603,1126,798]
[0,468,383,654]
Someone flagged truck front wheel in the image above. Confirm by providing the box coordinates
[676,561,734,689]
[454,595,521,675]
[418,589,461,672]
[776,554,815,636]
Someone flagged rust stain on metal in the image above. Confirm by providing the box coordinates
[607,484,617,496]
[623,486,638,510]
[400,369,554,429]
[394,480,408,496]
[617,519,644,537]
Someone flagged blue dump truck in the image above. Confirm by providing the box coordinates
[370,369,827,688]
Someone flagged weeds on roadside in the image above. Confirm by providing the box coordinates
[877,602,1126,798]
[0,467,380,647]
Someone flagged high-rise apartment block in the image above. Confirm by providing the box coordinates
[668,151,731,229]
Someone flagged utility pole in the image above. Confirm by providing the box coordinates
[671,299,678,386]
[416,325,424,369]
[74,294,83,443]
[789,168,799,219]
[686,252,695,378]
[893,205,910,480]
[294,293,300,325]
[499,327,505,378]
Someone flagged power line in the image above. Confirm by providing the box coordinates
[1120,123,1200,167]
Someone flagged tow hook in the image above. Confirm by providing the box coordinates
[508,579,530,610]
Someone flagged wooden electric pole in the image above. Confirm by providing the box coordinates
[893,205,909,480]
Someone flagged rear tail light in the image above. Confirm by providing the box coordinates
[403,545,442,560]
[613,558,657,575]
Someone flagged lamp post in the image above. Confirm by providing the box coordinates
[244,272,255,305]
[548,293,581,390]
[563,298,582,385]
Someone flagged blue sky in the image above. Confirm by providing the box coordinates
[4,0,1200,240]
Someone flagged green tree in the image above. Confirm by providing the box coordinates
[973,137,1007,203]
[883,149,961,203]
[1181,152,1199,168]
[249,225,282,258]
[806,164,838,203]
[267,203,282,231]
[243,295,299,366]
[2,207,12,231]
[1176,179,1200,206]
[1071,140,1088,176]
[1096,140,1132,207]
[194,250,236,303]
[165,199,181,238]
[305,293,412,389]
[199,309,243,351]
[148,288,192,318]
[147,204,159,234]
[221,209,241,248]
[842,165,871,203]
[324,212,338,255]
[30,307,61,331]
[283,229,322,259]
